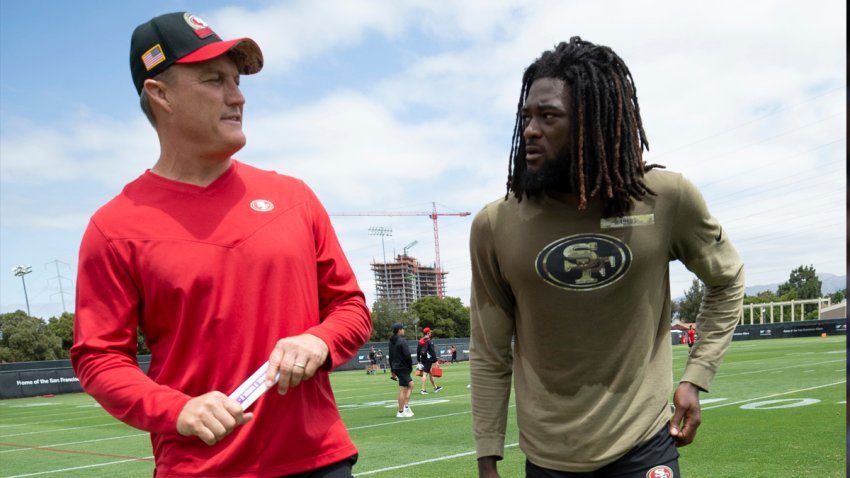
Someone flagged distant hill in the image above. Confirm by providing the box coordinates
[744,273,846,297]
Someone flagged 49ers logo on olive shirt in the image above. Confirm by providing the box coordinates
[535,233,632,291]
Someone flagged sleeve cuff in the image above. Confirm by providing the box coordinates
[475,436,506,460]
[680,362,716,392]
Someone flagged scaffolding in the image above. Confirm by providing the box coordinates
[371,254,447,311]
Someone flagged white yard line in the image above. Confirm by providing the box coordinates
[0,422,118,439]
[702,380,846,410]
[711,359,845,378]
[0,432,148,454]
[353,443,519,476]
[1,456,154,478]
[0,412,112,430]
[348,410,472,430]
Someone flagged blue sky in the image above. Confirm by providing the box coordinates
[1,0,846,319]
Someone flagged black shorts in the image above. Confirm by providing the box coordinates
[393,369,413,387]
[525,426,679,478]
[421,361,433,373]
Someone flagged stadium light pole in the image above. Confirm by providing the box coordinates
[368,226,392,301]
[12,265,33,316]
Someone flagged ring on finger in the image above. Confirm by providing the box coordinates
[293,362,306,369]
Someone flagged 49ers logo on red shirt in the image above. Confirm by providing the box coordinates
[535,233,631,291]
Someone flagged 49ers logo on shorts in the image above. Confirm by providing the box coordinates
[646,465,674,478]
[535,233,631,291]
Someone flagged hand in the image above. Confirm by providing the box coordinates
[478,456,501,478]
[669,381,702,447]
[176,391,253,446]
[265,333,329,395]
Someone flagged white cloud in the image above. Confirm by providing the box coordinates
[0,0,844,315]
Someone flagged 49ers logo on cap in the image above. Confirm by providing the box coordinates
[183,13,214,39]
[646,465,674,478]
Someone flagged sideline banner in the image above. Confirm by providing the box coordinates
[0,340,471,399]
[731,318,846,341]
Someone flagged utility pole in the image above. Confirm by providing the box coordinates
[12,265,33,316]
[47,259,72,313]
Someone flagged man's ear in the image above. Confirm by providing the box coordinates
[143,78,172,114]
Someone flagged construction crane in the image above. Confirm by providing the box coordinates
[330,202,470,297]
[403,240,418,256]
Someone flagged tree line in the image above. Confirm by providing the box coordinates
[0,295,470,363]
[673,265,846,323]
[3,265,842,362]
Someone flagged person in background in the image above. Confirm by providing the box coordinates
[388,323,414,417]
[375,348,387,373]
[368,346,378,374]
[416,328,443,394]
[469,37,744,477]
[71,11,371,477]
[687,325,697,355]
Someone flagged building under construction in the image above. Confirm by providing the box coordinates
[371,254,447,311]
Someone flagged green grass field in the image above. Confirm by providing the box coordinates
[0,336,845,477]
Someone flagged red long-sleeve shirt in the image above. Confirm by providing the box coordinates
[71,161,371,477]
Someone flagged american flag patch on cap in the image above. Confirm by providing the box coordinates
[142,44,166,71]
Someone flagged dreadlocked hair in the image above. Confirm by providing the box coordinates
[506,36,663,217]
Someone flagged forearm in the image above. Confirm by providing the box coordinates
[469,305,514,459]
[682,266,745,391]
[308,292,372,369]
[72,346,190,433]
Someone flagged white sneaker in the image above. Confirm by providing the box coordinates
[420,390,428,395]
[396,411,407,418]
[404,406,414,417]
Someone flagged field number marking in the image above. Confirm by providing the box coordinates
[740,399,820,409]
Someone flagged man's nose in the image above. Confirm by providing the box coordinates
[523,118,541,140]
[226,80,245,106]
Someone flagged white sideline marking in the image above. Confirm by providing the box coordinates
[0,413,111,430]
[0,432,148,454]
[0,422,117,439]
[2,456,154,478]
[740,399,820,409]
[718,359,845,378]
[698,398,727,405]
[348,410,472,430]
[353,443,519,476]
[702,381,846,410]
[338,393,468,411]
[348,403,516,431]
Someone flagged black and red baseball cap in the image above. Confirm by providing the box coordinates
[130,12,263,95]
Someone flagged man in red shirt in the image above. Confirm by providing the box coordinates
[71,12,371,477]
[687,325,697,353]
[416,328,443,394]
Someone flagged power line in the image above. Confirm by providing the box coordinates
[46,259,73,314]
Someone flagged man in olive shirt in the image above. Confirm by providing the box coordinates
[469,37,744,478]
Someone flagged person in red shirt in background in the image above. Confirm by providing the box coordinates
[416,328,443,394]
[687,325,697,354]
[71,11,371,477]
